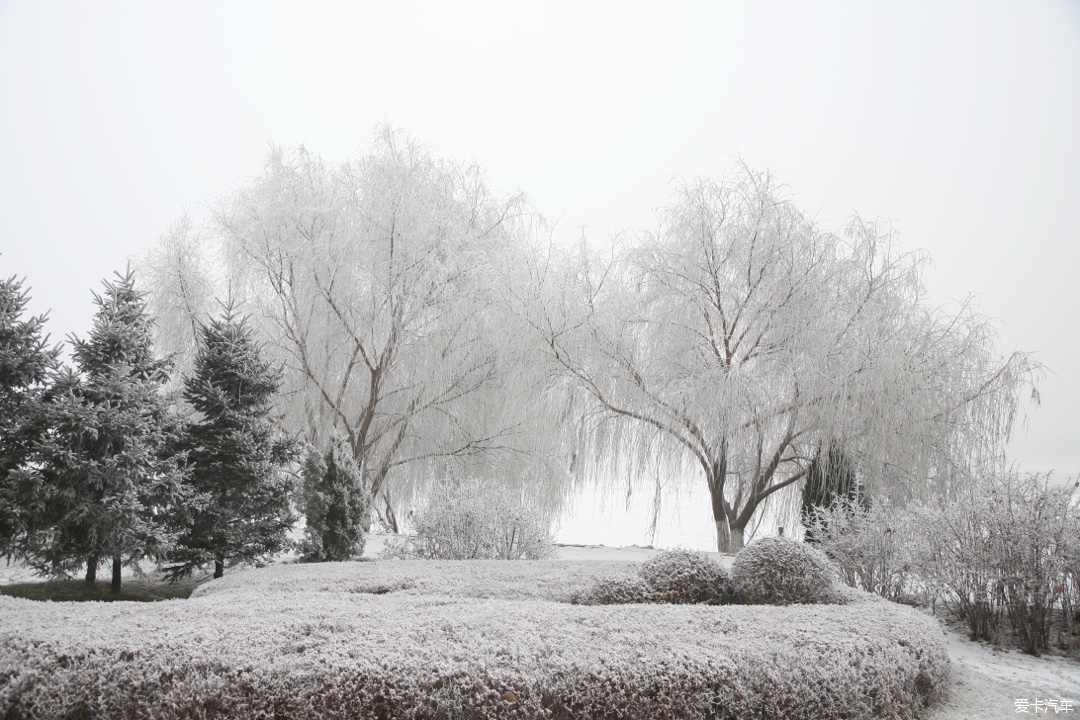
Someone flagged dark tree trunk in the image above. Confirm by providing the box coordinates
[705,446,744,553]
[85,554,98,588]
[361,465,387,534]
[111,553,122,594]
[214,553,225,579]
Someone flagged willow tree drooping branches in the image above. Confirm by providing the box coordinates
[529,166,1040,553]
[140,215,217,387]
[144,129,559,527]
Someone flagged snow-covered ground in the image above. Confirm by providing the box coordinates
[3,542,1077,719]
[925,629,1079,719]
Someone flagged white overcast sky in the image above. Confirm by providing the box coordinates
[2,1,1078,491]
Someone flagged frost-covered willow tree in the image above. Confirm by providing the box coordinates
[140,215,217,386]
[143,129,563,528]
[526,165,1040,553]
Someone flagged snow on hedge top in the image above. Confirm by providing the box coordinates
[0,560,949,720]
[192,558,639,601]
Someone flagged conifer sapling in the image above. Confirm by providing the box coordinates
[299,435,369,562]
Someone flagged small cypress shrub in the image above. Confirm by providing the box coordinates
[733,536,840,605]
[298,436,369,562]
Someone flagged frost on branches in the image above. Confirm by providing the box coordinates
[382,479,555,561]
[524,165,1040,552]
[142,127,567,531]
[139,131,1040,554]
[809,470,1080,656]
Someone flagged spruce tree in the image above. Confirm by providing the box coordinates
[0,273,59,557]
[31,269,185,592]
[168,306,295,579]
[299,436,368,561]
[801,442,862,544]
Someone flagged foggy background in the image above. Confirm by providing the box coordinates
[2,1,1077,549]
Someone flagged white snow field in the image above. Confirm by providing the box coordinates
[0,544,1073,719]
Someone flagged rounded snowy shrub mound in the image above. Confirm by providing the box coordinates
[571,575,649,605]
[733,536,840,605]
[573,550,734,605]
[639,549,735,604]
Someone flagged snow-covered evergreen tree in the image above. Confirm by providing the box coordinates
[167,305,295,579]
[0,273,59,557]
[299,436,368,561]
[30,269,186,592]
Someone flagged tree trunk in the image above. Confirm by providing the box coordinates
[705,448,744,553]
[360,466,374,533]
[363,464,393,533]
[382,489,399,534]
[714,519,746,554]
[111,553,122,595]
[214,553,225,579]
[85,554,98,588]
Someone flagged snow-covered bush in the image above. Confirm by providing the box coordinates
[807,498,922,603]
[0,560,949,720]
[639,549,735,604]
[571,574,650,605]
[906,495,1003,645]
[913,472,1080,655]
[297,437,369,562]
[733,536,841,605]
[573,550,734,605]
[381,480,555,560]
[812,471,1080,655]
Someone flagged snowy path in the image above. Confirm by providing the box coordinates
[923,629,1079,719]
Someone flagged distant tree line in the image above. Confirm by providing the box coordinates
[3,127,1042,561]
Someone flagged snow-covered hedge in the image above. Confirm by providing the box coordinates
[571,573,651,605]
[733,536,842,605]
[0,561,948,719]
